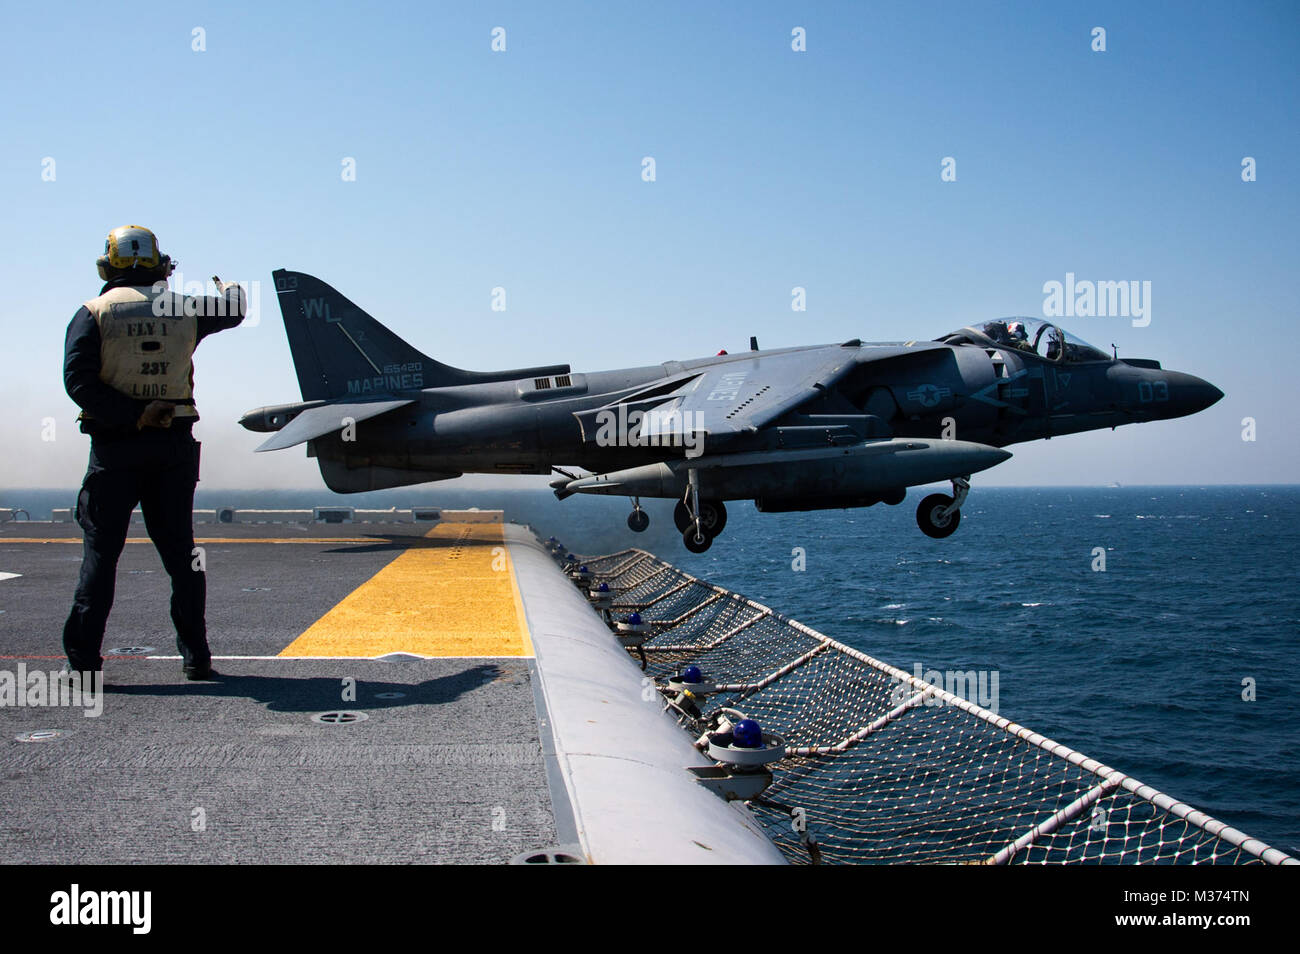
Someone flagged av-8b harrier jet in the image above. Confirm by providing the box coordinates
[241,271,1222,551]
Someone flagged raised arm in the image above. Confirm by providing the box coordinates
[195,281,248,344]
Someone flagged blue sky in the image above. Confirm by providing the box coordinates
[1,0,1296,490]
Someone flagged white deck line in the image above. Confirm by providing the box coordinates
[505,525,785,865]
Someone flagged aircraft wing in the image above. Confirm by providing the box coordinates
[254,399,414,452]
[574,344,908,447]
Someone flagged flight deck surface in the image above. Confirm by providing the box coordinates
[0,521,552,864]
[0,518,782,865]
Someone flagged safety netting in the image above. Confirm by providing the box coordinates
[579,548,1295,866]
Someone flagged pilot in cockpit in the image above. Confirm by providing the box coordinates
[1006,321,1035,352]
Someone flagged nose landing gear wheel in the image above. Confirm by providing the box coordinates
[627,509,649,532]
[917,493,961,538]
[682,527,712,553]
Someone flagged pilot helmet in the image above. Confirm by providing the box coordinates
[1007,321,1027,340]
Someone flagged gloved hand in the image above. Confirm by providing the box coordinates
[137,400,176,429]
[213,277,247,317]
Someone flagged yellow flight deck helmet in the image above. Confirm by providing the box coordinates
[96,224,174,280]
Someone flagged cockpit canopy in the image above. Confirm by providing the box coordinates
[940,317,1111,364]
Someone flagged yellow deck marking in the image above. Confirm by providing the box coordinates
[278,523,533,658]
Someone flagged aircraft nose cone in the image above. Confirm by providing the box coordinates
[1172,372,1224,415]
[1164,372,1224,417]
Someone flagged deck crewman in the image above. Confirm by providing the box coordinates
[61,225,246,681]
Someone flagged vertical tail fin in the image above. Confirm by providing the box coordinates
[272,269,434,401]
[272,269,572,401]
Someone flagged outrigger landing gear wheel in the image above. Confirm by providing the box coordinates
[916,493,961,538]
[627,508,649,532]
[682,527,712,553]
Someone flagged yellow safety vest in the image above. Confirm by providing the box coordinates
[82,285,199,419]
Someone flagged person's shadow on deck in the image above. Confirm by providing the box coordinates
[103,663,520,712]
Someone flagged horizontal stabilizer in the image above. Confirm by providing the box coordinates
[254,399,414,452]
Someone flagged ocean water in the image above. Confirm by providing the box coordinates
[5,483,1297,856]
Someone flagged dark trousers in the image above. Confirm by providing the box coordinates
[62,435,209,670]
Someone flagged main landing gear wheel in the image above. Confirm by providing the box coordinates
[916,494,961,538]
[677,470,723,552]
[627,506,649,533]
[675,498,726,544]
[673,500,693,533]
[698,500,727,536]
[683,527,712,553]
[676,499,726,535]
